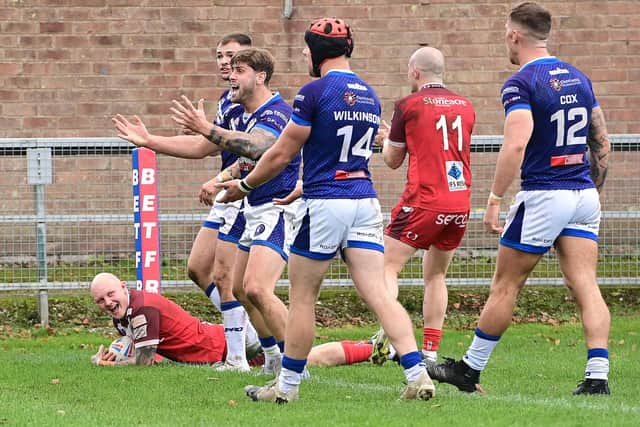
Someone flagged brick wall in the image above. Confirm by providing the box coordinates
[1,1,638,138]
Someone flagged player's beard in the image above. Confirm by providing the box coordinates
[231,84,254,105]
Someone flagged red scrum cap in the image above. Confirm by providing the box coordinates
[304,17,354,77]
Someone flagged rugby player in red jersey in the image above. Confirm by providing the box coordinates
[371,46,475,365]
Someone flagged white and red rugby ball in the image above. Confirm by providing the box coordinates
[108,335,134,361]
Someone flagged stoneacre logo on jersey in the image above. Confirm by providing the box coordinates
[423,97,467,107]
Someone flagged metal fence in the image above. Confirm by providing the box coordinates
[1,135,639,294]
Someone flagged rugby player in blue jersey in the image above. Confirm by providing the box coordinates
[113,34,258,371]
[219,17,435,403]
[426,2,612,395]
[172,48,301,375]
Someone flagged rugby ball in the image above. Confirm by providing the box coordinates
[109,335,134,361]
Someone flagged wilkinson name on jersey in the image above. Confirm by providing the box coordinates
[333,110,380,124]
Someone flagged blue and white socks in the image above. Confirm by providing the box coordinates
[400,351,427,382]
[205,282,221,311]
[463,328,501,371]
[585,348,609,380]
[279,356,306,393]
[221,300,248,365]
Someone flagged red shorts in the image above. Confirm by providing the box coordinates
[385,205,469,251]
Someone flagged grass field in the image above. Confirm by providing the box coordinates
[1,317,638,426]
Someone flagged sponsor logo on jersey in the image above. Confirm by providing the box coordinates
[503,95,522,107]
[132,325,148,340]
[131,314,147,328]
[446,161,467,192]
[238,158,256,172]
[423,97,467,106]
[294,94,305,102]
[501,86,520,96]
[549,67,569,76]
[347,82,368,91]
[343,91,358,106]
[401,206,413,213]
[549,78,563,91]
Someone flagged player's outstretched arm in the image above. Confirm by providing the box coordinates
[112,113,220,159]
[171,96,277,160]
[587,106,611,192]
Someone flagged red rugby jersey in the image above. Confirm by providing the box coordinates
[113,290,226,364]
[388,85,475,211]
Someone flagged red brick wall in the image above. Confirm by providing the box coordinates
[1,1,638,138]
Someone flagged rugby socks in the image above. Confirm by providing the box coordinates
[279,355,306,393]
[585,348,609,380]
[341,341,374,365]
[246,322,260,350]
[400,351,427,382]
[221,301,248,365]
[259,336,281,359]
[205,282,221,311]
[422,327,442,362]
[462,327,501,371]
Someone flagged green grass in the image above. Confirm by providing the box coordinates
[1,319,638,426]
[2,254,640,284]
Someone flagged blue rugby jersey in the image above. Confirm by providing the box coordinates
[291,70,381,199]
[215,89,243,170]
[221,93,300,205]
[501,57,598,191]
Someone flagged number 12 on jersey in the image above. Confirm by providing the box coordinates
[436,115,463,151]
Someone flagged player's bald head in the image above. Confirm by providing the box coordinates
[409,47,444,78]
[90,272,121,292]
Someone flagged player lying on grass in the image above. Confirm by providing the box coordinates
[90,272,393,368]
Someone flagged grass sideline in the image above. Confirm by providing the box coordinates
[1,319,639,426]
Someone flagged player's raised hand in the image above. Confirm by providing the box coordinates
[373,120,391,147]
[199,177,222,206]
[171,95,211,136]
[214,179,246,203]
[112,114,150,147]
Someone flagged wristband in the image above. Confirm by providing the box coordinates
[238,179,254,193]
[488,191,503,205]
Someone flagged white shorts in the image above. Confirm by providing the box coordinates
[291,198,384,260]
[238,199,302,261]
[203,191,244,244]
[501,188,600,254]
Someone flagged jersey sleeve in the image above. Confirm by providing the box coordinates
[501,77,531,115]
[253,105,290,138]
[388,100,407,146]
[291,83,317,126]
[129,306,161,348]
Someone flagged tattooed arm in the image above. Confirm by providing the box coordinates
[135,345,159,366]
[206,127,277,161]
[587,106,611,192]
[170,95,277,160]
